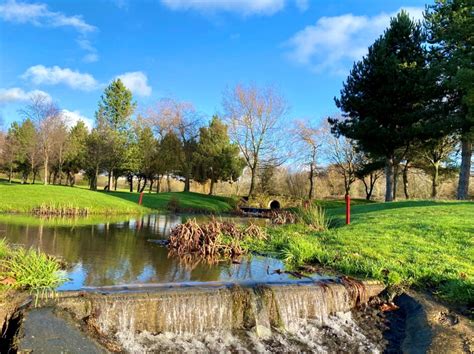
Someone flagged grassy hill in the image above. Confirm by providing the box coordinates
[0,182,236,214]
[248,200,474,308]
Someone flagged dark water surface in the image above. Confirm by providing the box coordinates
[0,214,294,290]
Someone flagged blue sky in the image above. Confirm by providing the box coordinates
[0,0,427,130]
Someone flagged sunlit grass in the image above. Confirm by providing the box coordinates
[0,240,67,301]
[245,200,474,307]
[0,182,236,214]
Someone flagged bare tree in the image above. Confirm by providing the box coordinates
[148,98,201,192]
[21,94,64,185]
[323,126,358,196]
[354,153,384,200]
[415,136,457,198]
[291,120,324,200]
[50,121,69,184]
[223,84,288,197]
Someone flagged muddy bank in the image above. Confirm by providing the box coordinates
[391,291,473,353]
[0,290,29,352]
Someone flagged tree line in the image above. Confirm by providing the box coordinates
[0,0,471,201]
[0,80,247,195]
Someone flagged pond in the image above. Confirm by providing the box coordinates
[0,214,299,290]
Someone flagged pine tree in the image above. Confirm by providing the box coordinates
[330,11,436,201]
[425,0,474,199]
[96,79,136,190]
[194,116,245,195]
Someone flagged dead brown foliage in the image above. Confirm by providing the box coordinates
[168,218,266,258]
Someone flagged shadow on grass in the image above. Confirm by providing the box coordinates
[98,190,236,213]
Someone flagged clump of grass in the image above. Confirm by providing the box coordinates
[0,240,67,303]
[33,202,89,216]
[270,210,298,225]
[295,205,331,231]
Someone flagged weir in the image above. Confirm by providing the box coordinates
[37,278,384,351]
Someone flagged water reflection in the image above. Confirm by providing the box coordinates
[0,214,287,290]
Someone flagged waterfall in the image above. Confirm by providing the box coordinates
[51,279,384,352]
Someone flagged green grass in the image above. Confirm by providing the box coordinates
[0,182,236,215]
[0,239,67,295]
[108,191,237,213]
[244,200,474,308]
[314,198,375,209]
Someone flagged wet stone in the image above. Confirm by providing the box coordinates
[18,308,105,354]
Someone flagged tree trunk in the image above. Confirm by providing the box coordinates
[385,156,394,202]
[8,166,12,183]
[209,179,215,195]
[114,175,119,191]
[457,137,472,200]
[92,164,99,191]
[137,177,142,193]
[107,170,113,192]
[392,162,399,201]
[149,178,154,193]
[156,176,161,193]
[248,167,257,198]
[128,175,133,192]
[362,175,375,201]
[167,174,171,192]
[32,171,37,185]
[402,162,409,200]
[184,174,190,192]
[140,177,147,193]
[43,156,48,185]
[432,162,440,199]
[308,163,315,200]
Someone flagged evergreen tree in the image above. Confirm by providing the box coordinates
[194,116,245,195]
[330,11,436,201]
[96,79,136,190]
[64,121,89,186]
[425,0,474,199]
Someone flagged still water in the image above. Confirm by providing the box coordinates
[0,214,293,290]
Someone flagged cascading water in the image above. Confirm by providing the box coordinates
[50,279,385,353]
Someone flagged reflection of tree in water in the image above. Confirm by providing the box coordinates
[0,214,282,288]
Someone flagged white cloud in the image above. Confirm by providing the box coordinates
[22,65,99,91]
[160,0,308,16]
[116,71,152,97]
[0,1,98,63]
[285,7,424,75]
[0,87,51,104]
[77,38,99,63]
[62,109,93,130]
[0,0,96,33]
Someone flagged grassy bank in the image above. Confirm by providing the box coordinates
[245,201,474,308]
[0,182,236,215]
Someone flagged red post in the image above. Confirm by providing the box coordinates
[345,194,351,225]
[138,192,144,206]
